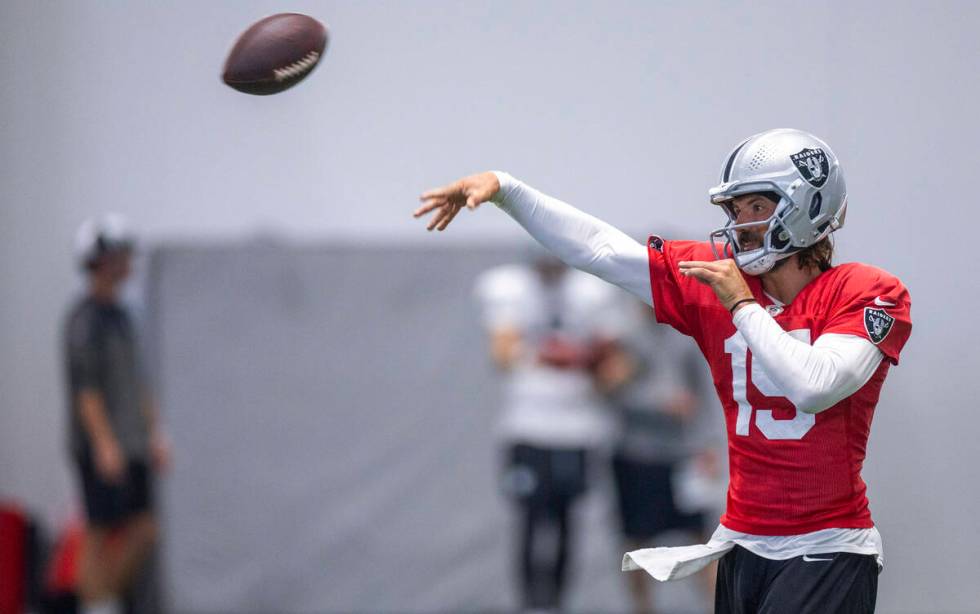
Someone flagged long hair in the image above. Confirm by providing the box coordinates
[796,236,834,272]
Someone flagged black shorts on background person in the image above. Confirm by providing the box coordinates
[75,455,153,528]
[612,456,703,541]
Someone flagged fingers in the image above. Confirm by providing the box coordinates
[419,182,456,202]
[424,203,463,231]
[416,174,493,230]
[678,265,719,285]
[416,181,458,218]
[435,205,462,231]
[413,198,445,218]
[425,205,450,231]
[678,260,731,272]
[678,259,737,281]
[416,194,461,231]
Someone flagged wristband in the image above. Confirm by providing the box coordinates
[729,297,757,314]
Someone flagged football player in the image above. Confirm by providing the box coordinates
[414,129,912,614]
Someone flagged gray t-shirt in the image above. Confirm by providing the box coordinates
[608,306,707,464]
[65,296,149,459]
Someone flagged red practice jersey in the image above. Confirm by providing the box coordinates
[646,238,912,535]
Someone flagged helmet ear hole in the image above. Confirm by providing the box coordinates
[769,215,791,250]
[809,192,823,220]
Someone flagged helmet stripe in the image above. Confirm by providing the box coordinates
[722,139,749,182]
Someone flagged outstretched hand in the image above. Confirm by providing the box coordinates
[414,172,500,231]
[678,258,755,313]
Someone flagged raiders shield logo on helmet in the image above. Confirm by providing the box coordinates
[791,148,829,188]
[864,307,895,345]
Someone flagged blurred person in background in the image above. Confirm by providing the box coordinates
[473,250,618,613]
[595,300,722,614]
[64,215,170,614]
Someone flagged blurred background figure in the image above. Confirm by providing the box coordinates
[595,300,723,614]
[473,250,618,612]
[64,215,170,614]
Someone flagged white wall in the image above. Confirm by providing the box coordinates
[2,1,978,611]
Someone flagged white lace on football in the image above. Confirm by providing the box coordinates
[273,51,320,82]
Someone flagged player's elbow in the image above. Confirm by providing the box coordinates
[797,397,835,414]
[792,373,863,413]
[789,387,838,414]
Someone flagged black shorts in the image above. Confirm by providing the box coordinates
[715,545,878,614]
[501,443,588,507]
[612,454,705,540]
[75,453,154,528]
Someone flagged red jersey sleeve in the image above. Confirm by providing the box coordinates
[821,263,912,365]
[646,236,723,337]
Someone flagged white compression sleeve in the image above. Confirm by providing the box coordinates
[733,303,884,413]
[490,171,652,305]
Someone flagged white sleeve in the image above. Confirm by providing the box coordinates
[732,303,884,413]
[490,171,653,306]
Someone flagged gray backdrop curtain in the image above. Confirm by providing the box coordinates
[148,242,711,613]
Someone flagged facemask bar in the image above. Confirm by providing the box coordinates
[709,214,784,260]
[708,193,800,272]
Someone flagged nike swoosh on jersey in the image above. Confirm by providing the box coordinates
[802,555,834,562]
[873,297,896,307]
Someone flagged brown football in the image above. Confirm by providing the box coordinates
[222,13,328,95]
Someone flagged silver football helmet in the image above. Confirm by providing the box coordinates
[708,128,847,275]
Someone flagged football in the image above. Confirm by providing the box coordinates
[222,13,328,95]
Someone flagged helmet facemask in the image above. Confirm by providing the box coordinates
[709,190,800,276]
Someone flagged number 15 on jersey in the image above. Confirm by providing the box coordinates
[724,330,815,441]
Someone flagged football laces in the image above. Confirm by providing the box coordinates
[273,51,320,82]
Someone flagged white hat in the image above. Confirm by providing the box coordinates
[74,213,135,269]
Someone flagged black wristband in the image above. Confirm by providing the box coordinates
[729,298,757,314]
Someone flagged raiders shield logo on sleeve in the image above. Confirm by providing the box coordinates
[864,307,895,344]
[790,148,830,188]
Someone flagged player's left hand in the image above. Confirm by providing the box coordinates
[678,259,754,312]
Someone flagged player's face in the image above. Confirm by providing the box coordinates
[729,194,776,252]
